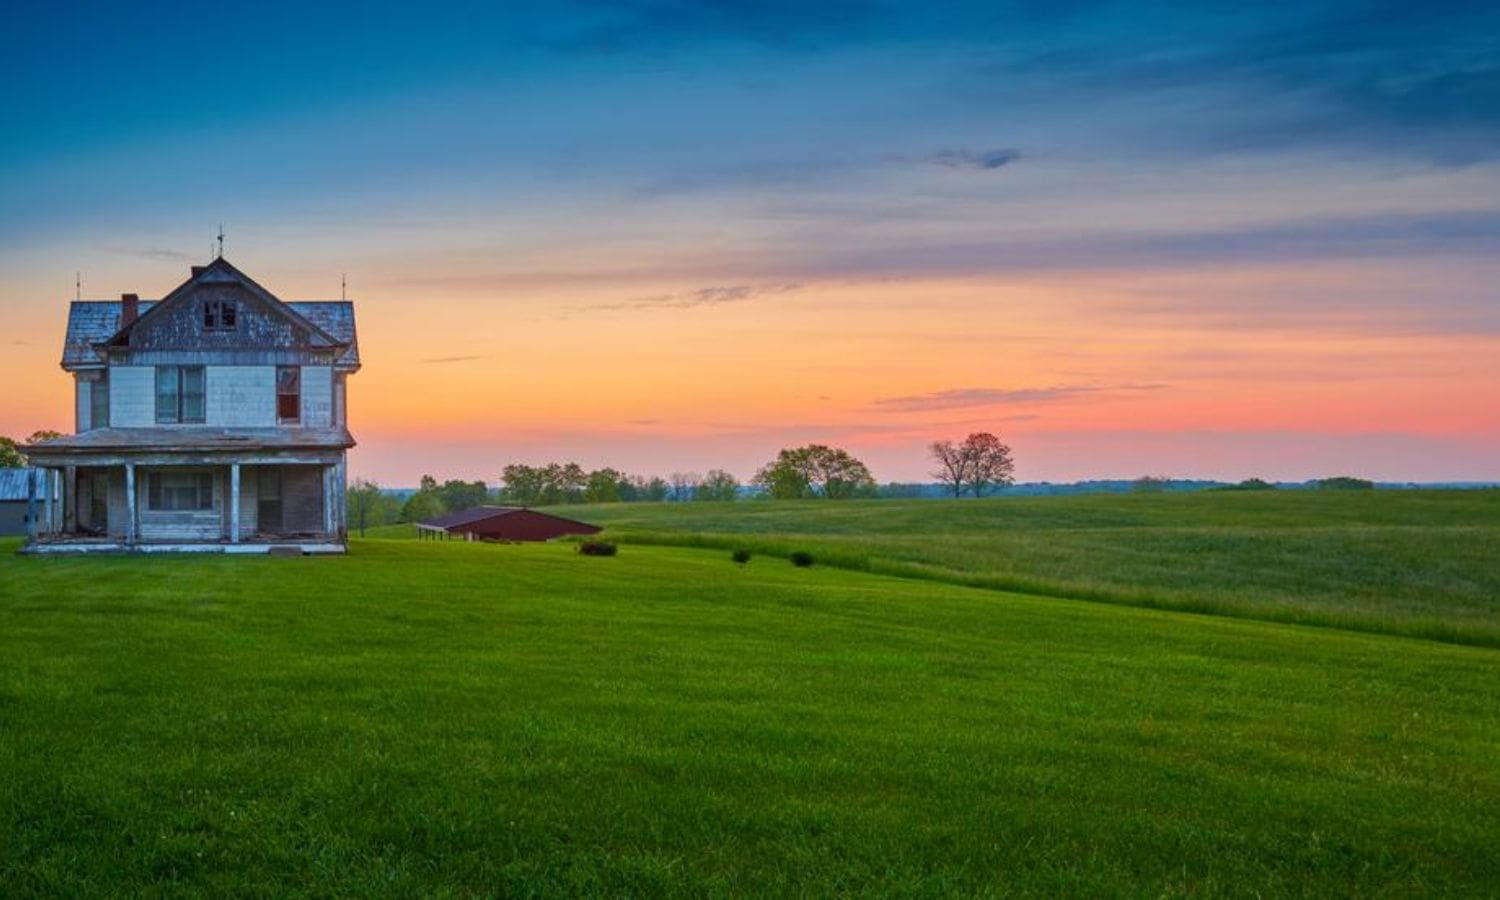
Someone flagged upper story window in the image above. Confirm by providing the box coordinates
[156,366,206,424]
[90,371,109,430]
[203,299,237,331]
[276,366,301,423]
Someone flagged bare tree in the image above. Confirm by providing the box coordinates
[962,432,1015,497]
[929,440,969,499]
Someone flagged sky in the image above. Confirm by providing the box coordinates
[2,0,1497,485]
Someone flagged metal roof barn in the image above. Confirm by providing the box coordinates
[416,506,602,542]
[0,469,55,537]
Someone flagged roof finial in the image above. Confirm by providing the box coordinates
[216,224,225,259]
[341,272,347,301]
[75,271,81,301]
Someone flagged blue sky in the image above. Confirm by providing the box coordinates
[2,1,1497,482]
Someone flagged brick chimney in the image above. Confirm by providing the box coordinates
[120,293,139,326]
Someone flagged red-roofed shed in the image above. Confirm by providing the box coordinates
[416,506,601,542]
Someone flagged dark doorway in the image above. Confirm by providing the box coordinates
[257,468,283,533]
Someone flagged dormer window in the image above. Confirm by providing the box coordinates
[204,299,237,331]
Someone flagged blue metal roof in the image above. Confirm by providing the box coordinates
[0,468,49,502]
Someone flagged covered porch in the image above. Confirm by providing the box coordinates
[22,428,351,554]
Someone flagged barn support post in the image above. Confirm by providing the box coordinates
[124,463,137,546]
[229,463,241,544]
[26,468,38,540]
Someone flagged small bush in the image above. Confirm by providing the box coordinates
[731,549,752,564]
[789,551,815,568]
[577,541,618,557]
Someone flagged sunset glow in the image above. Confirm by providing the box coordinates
[3,2,1497,485]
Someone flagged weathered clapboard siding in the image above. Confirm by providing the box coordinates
[333,373,347,426]
[301,367,333,427]
[75,378,90,432]
[208,367,277,426]
[124,284,307,353]
[109,366,157,427]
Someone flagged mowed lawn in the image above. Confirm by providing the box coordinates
[547,490,1500,647]
[2,538,1497,895]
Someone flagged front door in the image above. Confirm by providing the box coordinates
[257,469,282,533]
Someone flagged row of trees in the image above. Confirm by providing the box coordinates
[498,464,740,505]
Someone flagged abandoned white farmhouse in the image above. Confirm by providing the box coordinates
[23,257,359,553]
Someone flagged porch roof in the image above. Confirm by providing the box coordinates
[25,427,355,457]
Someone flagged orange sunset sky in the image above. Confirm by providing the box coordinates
[3,3,1497,485]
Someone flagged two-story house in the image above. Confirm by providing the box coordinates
[23,257,359,553]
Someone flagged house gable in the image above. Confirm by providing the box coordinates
[101,258,345,364]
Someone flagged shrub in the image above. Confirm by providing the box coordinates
[789,551,815,568]
[731,549,752,564]
[577,540,618,557]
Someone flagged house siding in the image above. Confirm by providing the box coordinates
[109,366,157,427]
[75,378,90,432]
[208,366,277,426]
[301,367,333,427]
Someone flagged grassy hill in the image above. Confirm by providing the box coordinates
[2,536,1498,895]
[515,490,1500,647]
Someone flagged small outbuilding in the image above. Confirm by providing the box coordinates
[1,469,54,537]
[416,506,602,542]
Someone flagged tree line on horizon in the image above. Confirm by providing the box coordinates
[344,443,899,534]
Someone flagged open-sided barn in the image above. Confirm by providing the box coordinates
[417,506,601,542]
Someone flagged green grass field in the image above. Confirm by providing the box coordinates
[510,489,1500,648]
[3,504,1499,895]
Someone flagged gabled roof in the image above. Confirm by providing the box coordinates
[420,506,526,530]
[417,506,602,533]
[100,256,345,352]
[61,260,360,369]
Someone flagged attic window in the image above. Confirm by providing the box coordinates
[204,299,237,331]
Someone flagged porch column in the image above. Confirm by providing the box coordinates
[64,466,77,534]
[322,465,335,536]
[124,463,137,545]
[41,468,54,537]
[52,470,64,534]
[229,463,241,544]
[26,467,38,540]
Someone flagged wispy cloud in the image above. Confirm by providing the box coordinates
[98,245,194,262]
[926,148,1022,170]
[418,354,492,365]
[873,383,1167,412]
[573,282,803,315]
